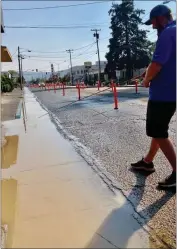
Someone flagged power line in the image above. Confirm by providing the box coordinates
[21,42,96,54]
[11,48,18,57]
[5,24,108,29]
[18,57,68,63]
[23,50,96,59]
[73,42,96,52]
[20,43,96,61]
[23,54,69,59]
[72,43,96,59]
[3,1,110,11]
[17,22,108,28]
[73,51,97,60]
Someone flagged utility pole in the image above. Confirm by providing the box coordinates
[66,49,74,85]
[17,46,27,131]
[91,29,101,84]
[20,55,24,87]
[18,46,22,90]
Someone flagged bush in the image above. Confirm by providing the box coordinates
[1,74,14,93]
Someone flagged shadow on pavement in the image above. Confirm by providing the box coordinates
[86,171,175,248]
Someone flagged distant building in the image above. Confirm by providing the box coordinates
[59,61,107,83]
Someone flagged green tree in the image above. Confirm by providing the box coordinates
[1,74,14,93]
[149,42,156,57]
[106,0,153,80]
[61,74,70,83]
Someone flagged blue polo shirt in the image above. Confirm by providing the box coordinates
[149,21,176,102]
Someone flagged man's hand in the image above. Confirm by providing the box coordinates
[142,79,150,88]
[142,62,162,88]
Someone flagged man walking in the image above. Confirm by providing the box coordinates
[131,5,176,188]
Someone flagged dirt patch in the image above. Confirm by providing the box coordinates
[1,88,22,122]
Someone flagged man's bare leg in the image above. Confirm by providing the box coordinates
[144,138,160,163]
[156,138,176,171]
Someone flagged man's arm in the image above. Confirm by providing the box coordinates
[143,62,162,87]
[143,28,173,87]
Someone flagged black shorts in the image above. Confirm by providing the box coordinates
[146,100,176,139]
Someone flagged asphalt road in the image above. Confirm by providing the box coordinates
[32,86,176,248]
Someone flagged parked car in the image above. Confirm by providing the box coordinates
[41,82,45,87]
[38,82,45,87]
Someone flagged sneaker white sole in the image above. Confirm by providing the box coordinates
[158,183,176,188]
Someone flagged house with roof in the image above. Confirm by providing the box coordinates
[1,7,12,63]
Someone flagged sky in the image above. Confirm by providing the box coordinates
[2,0,176,75]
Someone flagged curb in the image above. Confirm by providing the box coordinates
[15,99,23,119]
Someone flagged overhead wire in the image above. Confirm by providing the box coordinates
[20,41,102,54]
[4,24,108,29]
[21,43,96,61]
[3,1,110,11]
[11,48,18,57]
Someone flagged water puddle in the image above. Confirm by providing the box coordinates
[1,178,18,248]
[1,136,19,169]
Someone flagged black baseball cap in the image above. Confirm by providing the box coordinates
[144,5,171,25]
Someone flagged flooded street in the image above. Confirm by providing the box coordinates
[32,86,176,248]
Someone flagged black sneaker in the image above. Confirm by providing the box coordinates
[158,172,176,188]
[131,158,155,172]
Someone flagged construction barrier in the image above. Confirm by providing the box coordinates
[30,79,147,111]
[80,81,86,89]
[112,81,118,110]
[135,80,138,94]
[62,83,65,96]
[76,83,81,101]
[97,80,100,91]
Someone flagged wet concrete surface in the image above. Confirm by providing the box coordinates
[1,88,160,248]
[32,86,176,248]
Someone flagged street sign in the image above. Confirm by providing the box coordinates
[51,64,54,75]
[84,61,92,68]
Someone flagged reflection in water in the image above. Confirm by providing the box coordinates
[1,136,19,169]
[1,179,17,248]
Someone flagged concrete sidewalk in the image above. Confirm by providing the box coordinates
[2,88,157,248]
